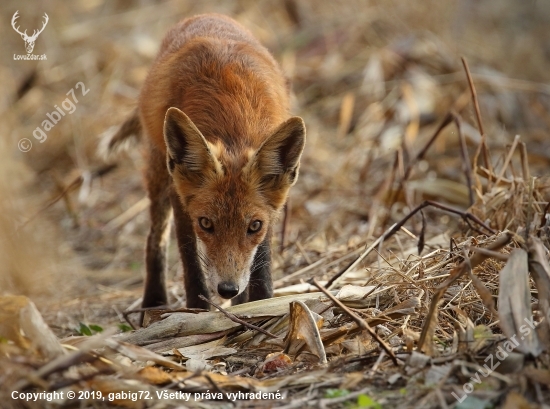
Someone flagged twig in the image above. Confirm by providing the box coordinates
[418,210,426,255]
[16,329,118,390]
[123,306,207,329]
[274,245,363,287]
[461,58,485,141]
[280,199,291,252]
[388,200,494,236]
[49,367,115,391]
[519,142,530,182]
[367,350,387,377]
[310,278,398,365]
[463,248,497,316]
[448,237,458,260]
[204,374,235,406]
[378,150,400,227]
[403,113,453,181]
[326,223,391,289]
[198,295,277,338]
[383,111,450,228]
[538,202,550,237]
[469,246,509,261]
[283,0,302,27]
[103,196,150,232]
[19,164,117,228]
[274,254,330,286]
[525,176,535,240]
[384,92,470,227]
[417,232,512,351]
[123,306,168,330]
[326,200,495,289]
[461,57,491,175]
[435,388,449,409]
[452,113,474,207]
[495,134,521,186]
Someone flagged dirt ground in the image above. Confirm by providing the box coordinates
[1,1,550,408]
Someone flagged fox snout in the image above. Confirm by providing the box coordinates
[197,244,256,300]
[217,281,239,299]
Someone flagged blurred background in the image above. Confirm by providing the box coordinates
[1,0,549,334]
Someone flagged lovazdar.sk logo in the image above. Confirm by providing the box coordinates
[12,10,48,60]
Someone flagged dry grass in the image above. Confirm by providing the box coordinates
[1,0,550,408]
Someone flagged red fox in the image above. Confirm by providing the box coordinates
[109,14,306,313]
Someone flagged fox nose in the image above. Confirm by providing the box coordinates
[217,282,239,299]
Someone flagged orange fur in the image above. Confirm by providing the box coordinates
[135,14,305,315]
[140,14,289,155]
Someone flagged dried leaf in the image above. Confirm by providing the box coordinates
[418,210,426,255]
[408,179,470,206]
[335,285,378,308]
[147,331,228,353]
[256,352,293,376]
[361,53,385,99]
[472,325,493,353]
[203,369,338,392]
[419,299,440,356]
[496,351,524,374]
[498,249,542,356]
[363,297,421,328]
[454,309,475,353]
[466,268,497,316]
[528,237,550,348]
[138,366,180,384]
[501,391,531,409]
[337,92,355,139]
[0,295,64,360]
[406,351,430,369]
[381,297,421,317]
[418,232,512,353]
[284,301,327,364]
[122,292,333,345]
[523,366,550,386]
[186,358,211,372]
[105,339,186,370]
[174,339,236,360]
[425,363,452,386]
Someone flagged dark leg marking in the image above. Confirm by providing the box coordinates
[143,146,172,310]
[170,190,210,310]
[247,232,273,302]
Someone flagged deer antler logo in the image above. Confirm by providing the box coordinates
[12,11,49,54]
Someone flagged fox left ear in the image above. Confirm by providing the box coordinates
[248,117,306,207]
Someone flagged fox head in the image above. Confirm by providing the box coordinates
[163,107,305,300]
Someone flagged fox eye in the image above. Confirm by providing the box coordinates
[248,220,262,234]
[199,217,213,232]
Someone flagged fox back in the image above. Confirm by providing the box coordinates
[135,14,305,312]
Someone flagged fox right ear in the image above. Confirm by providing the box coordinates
[163,107,222,185]
[245,117,306,209]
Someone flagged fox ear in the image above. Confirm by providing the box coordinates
[163,107,222,184]
[248,117,306,207]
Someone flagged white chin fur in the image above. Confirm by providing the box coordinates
[195,238,259,302]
